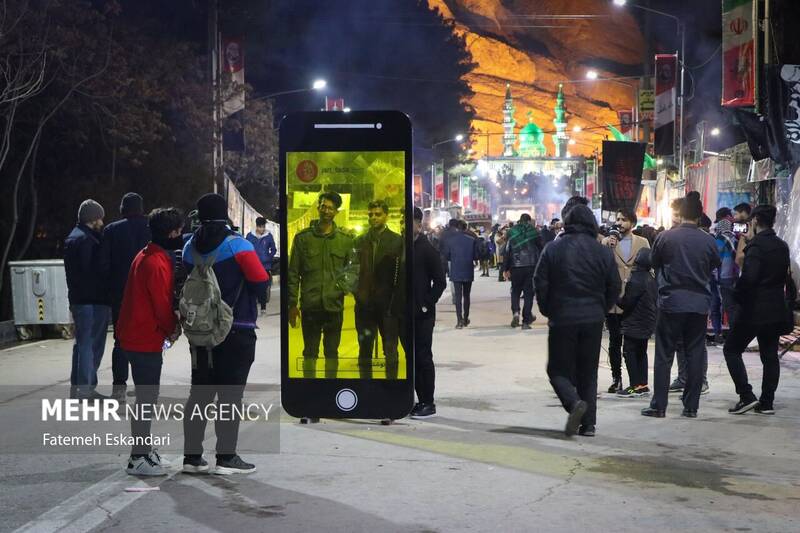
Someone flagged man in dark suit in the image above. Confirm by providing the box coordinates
[354,200,404,379]
[407,207,446,419]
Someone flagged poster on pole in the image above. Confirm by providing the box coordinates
[722,0,756,108]
[639,88,655,121]
[433,162,444,201]
[602,141,646,213]
[221,37,245,117]
[449,176,460,205]
[618,110,634,136]
[654,54,677,155]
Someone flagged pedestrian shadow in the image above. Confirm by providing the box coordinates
[489,426,571,440]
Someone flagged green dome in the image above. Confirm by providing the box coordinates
[518,112,546,157]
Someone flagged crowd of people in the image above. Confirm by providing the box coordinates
[60,187,796,477]
[427,192,796,436]
[64,193,272,476]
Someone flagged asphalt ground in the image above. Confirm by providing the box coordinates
[1,273,799,532]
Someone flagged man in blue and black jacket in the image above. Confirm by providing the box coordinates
[181,193,269,476]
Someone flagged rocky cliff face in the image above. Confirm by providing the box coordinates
[429,0,646,156]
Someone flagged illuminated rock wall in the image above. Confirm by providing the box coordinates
[429,0,646,157]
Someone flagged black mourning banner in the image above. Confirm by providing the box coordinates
[733,64,800,173]
[601,141,646,213]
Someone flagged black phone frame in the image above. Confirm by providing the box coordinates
[279,110,415,420]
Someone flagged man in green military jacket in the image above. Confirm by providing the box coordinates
[288,191,356,378]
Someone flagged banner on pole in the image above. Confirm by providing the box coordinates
[654,54,677,155]
[602,141,646,213]
[722,0,756,108]
[434,162,444,201]
[450,176,460,205]
[413,174,423,205]
[222,37,245,117]
[325,97,345,111]
[638,88,655,121]
[618,110,634,136]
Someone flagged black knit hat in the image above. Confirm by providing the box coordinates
[197,193,228,222]
[120,192,144,215]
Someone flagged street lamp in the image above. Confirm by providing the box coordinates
[343,107,351,113]
[710,127,720,136]
[252,79,328,101]
[585,70,641,140]
[612,0,685,180]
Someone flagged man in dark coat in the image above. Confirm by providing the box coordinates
[407,207,446,419]
[65,199,111,399]
[442,222,477,328]
[534,204,621,437]
[617,247,657,397]
[643,192,720,419]
[98,192,151,400]
[354,200,404,379]
[503,213,542,329]
[724,205,794,415]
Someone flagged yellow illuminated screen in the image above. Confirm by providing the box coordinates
[286,151,407,379]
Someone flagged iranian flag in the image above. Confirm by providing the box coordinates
[654,54,677,155]
[433,162,444,201]
[722,0,755,107]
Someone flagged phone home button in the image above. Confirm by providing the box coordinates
[335,389,357,412]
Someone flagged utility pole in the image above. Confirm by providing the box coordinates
[641,2,652,152]
[208,0,224,197]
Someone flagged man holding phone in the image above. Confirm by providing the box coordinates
[287,191,357,378]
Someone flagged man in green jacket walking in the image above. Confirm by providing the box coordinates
[288,191,356,378]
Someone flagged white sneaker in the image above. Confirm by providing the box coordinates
[148,449,171,467]
[126,455,166,476]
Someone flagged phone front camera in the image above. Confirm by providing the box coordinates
[376,122,382,130]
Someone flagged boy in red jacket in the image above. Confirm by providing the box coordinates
[117,208,184,476]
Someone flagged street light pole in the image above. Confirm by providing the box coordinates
[615,1,686,180]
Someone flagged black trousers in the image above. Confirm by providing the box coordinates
[184,328,256,458]
[651,312,707,412]
[510,266,535,324]
[111,303,129,386]
[453,281,472,322]
[414,315,436,404]
[126,351,163,456]
[301,310,343,378]
[723,322,781,407]
[623,336,648,387]
[547,322,604,426]
[355,304,399,379]
[675,342,708,385]
[606,314,623,381]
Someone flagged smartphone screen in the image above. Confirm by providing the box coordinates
[285,150,407,380]
[280,111,414,419]
[733,222,749,234]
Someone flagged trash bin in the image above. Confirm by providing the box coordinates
[8,260,73,340]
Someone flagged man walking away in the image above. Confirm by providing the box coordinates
[642,192,720,419]
[724,205,795,415]
[64,199,110,400]
[246,216,277,314]
[601,208,650,393]
[409,208,446,419]
[442,221,477,328]
[503,213,542,329]
[117,208,184,476]
[616,248,657,398]
[98,192,151,402]
[182,193,268,475]
[534,205,620,437]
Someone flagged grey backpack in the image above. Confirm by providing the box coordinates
[179,236,240,348]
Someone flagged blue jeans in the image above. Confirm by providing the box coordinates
[70,305,110,394]
[710,278,737,336]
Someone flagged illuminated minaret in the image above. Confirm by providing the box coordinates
[553,83,569,157]
[502,84,517,157]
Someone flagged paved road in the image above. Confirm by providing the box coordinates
[1,275,799,532]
